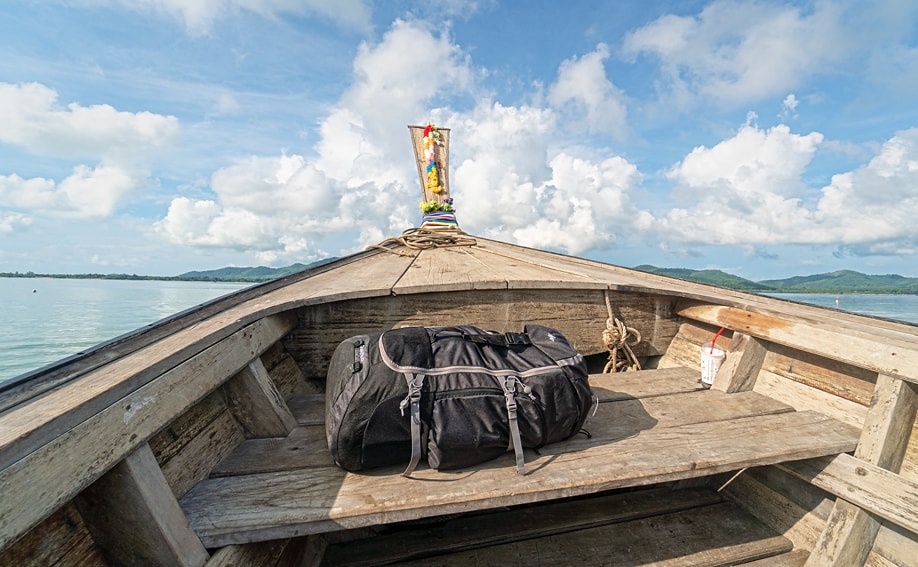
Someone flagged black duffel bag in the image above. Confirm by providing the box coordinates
[325,324,595,476]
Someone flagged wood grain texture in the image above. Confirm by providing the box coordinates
[713,334,768,393]
[0,314,294,552]
[781,454,918,537]
[754,370,868,429]
[182,410,857,547]
[223,359,297,439]
[284,289,681,382]
[677,303,918,385]
[390,502,791,567]
[162,409,246,498]
[321,487,723,566]
[763,341,877,406]
[0,503,106,567]
[74,443,209,567]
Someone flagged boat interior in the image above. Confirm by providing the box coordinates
[1,236,916,566]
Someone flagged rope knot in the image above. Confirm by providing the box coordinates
[602,293,642,373]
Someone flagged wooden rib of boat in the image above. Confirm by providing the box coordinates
[2,129,917,566]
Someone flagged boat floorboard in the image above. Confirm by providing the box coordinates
[324,491,795,567]
[180,367,859,548]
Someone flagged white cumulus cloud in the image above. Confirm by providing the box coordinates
[622,0,847,108]
[548,44,628,138]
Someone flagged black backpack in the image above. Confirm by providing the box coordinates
[325,325,595,476]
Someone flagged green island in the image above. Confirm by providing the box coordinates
[2,262,916,293]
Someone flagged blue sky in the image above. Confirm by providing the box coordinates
[1,0,917,280]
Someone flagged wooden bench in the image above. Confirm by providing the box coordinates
[179,367,859,548]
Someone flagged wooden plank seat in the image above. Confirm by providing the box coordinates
[179,367,859,548]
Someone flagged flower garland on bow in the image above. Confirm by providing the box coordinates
[422,123,443,194]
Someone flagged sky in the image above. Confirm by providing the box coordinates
[1,1,917,281]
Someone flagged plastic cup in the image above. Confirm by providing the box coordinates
[700,346,725,388]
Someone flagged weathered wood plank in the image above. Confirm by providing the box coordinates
[0,313,295,552]
[285,289,679,381]
[268,352,313,399]
[206,539,289,567]
[658,320,730,370]
[754,370,868,429]
[589,366,704,400]
[288,394,325,425]
[872,520,918,567]
[182,410,857,547]
[0,503,105,567]
[780,454,918,537]
[722,471,831,551]
[74,443,209,567]
[162,409,246,497]
[713,334,768,393]
[224,359,297,439]
[150,389,226,466]
[677,303,918,385]
[212,388,792,479]
[391,502,792,567]
[210,425,331,477]
[393,245,606,294]
[804,374,918,566]
[321,487,723,566]
[764,341,877,406]
[742,549,810,567]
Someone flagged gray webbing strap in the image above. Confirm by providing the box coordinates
[401,373,425,477]
[500,377,526,474]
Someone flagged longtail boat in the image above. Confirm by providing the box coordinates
[1,125,916,566]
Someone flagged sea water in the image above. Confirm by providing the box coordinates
[2,279,917,385]
[0,278,251,384]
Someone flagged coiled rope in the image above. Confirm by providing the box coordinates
[367,227,477,257]
[602,291,642,373]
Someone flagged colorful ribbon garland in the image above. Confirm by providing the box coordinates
[422,123,443,194]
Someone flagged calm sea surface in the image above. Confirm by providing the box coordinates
[2,279,917,385]
[0,278,251,384]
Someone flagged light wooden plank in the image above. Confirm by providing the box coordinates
[713,334,768,393]
[393,502,792,567]
[780,454,918,537]
[288,394,325,425]
[677,303,918,386]
[804,374,918,566]
[150,390,226,466]
[856,374,918,470]
[742,549,810,567]
[212,388,792,479]
[182,411,857,547]
[754,371,868,429]
[210,425,331,477]
[589,366,703,400]
[872,520,918,567]
[764,341,877,407]
[74,443,209,567]
[0,313,295,552]
[224,358,297,438]
[321,487,723,566]
[394,245,605,293]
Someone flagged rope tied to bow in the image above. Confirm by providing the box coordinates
[367,227,477,257]
[602,291,642,373]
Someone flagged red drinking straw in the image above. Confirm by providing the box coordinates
[710,327,725,354]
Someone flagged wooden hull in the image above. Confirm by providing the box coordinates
[1,236,915,566]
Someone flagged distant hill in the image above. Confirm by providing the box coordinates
[178,258,337,282]
[632,265,776,291]
[0,258,337,283]
[633,266,918,294]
